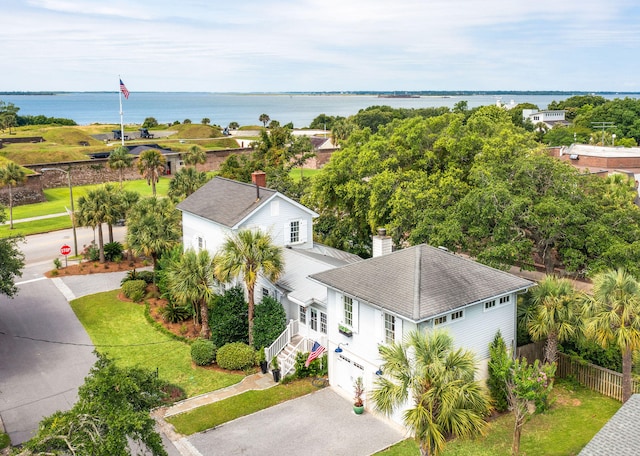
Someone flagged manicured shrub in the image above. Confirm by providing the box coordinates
[294,352,327,379]
[122,279,147,302]
[252,296,286,349]
[216,342,255,371]
[210,287,249,347]
[82,242,100,262]
[104,241,124,262]
[190,339,217,366]
[161,302,193,323]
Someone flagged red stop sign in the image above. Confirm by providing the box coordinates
[60,244,72,256]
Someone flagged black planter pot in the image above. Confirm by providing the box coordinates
[272,369,281,383]
[260,361,268,374]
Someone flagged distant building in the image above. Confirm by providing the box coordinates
[522,109,569,129]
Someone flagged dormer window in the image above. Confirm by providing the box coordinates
[290,220,300,243]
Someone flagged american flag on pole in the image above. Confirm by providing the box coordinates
[119,79,130,99]
[305,341,326,367]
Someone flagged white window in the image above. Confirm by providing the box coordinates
[284,219,307,245]
[451,310,464,321]
[343,296,353,327]
[310,308,318,331]
[434,315,447,326]
[270,200,279,216]
[262,287,269,298]
[299,306,306,325]
[499,296,510,305]
[320,312,327,334]
[384,313,395,344]
[290,220,300,243]
[484,300,497,311]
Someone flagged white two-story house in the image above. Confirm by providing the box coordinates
[309,231,534,417]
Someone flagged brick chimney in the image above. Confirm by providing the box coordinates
[372,228,392,257]
[251,171,267,188]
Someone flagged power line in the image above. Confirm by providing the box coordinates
[0,330,174,347]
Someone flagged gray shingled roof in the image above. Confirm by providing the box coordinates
[309,244,533,322]
[176,176,277,228]
[579,394,640,456]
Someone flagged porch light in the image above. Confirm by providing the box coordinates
[335,343,348,353]
[375,367,383,376]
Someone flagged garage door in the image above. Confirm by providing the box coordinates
[335,353,364,394]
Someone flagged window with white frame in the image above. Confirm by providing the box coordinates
[320,312,327,334]
[299,305,306,325]
[310,308,318,331]
[434,315,447,326]
[343,296,353,327]
[499,296,510,305]
[262,287,269,298]
[484,300,497,311]
[290,220,300,243]
[450,310,464,321]
[384,313,395,344]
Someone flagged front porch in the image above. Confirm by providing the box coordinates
[265,319,328,378]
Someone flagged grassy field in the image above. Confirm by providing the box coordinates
[167,379,318,435]
[70,290,244,397]
[376,380,620,456]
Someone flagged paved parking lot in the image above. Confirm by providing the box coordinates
[188,387,405,456]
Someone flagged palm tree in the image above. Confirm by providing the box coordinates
[259,113,270,128]
[137,149,166,196]
[214,229,284,346]
[182,145,207,169]
[126,196,181,269]
[108,146,134,189]
[371,330,490,456]
[583,268,640,403]
[0,163,27,229]
[76,187,108,263]
[524,275,578,364]
[166,249,216,339]
[168,167,208,202]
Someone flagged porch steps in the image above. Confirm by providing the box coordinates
[276,335,305,377]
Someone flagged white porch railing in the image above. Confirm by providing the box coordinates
[280,337,311,378]
[265,319,299,366]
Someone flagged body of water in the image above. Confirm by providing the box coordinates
[1,92,638,128]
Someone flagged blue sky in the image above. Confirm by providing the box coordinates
[3,0,640,92]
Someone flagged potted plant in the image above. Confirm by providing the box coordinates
[257,347,268,374]
[353,376,365,414]
[271,356,281,383]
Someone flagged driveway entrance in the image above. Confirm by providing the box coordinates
[187,387,405,456]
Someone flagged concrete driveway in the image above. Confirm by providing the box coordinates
[187,387,405,456]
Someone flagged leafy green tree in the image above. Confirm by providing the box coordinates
[137,149,166,196]
[0,162,27,229]
[0,100,19,133]
[201,117,210,125]
[524,276,578,364]
[371,330,490,456]
[18,352,167,456]
[228,121,239,129]
[309,113,340,130]
[168,166,208,202]
[0,207,24,297]
[259,113,270,127]
[126,196,181,269]
[506,358,556,455]
[76,187,109,263]
[107,146,134,189]
[210,286,249,347]
[142,117,159,128]
[487,331,510,412]
[252,295,286,349]
[214,229,284,346]
[583,268,640,403]
[166,249,216,339]
[181,145,207,168]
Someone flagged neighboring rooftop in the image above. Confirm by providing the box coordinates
[309,244,533,322]
[579,394,640,456]
[176,176,277,228]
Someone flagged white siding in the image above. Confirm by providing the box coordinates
[181,212,231,255]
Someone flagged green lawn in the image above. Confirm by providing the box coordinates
[376,380,620,456]
[167,379,318,435]
[70,290,243,397]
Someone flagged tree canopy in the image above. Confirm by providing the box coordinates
[0,207,24,297]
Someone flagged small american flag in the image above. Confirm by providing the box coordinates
[119,79,129,99]
[305,341,326,367]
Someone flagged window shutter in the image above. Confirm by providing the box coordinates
[352,300,359,333]
[395,317,403,343]
[300,219,308,242]
[284,222,290,244]
[191,234,200,250]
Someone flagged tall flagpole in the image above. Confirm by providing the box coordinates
[119,75,125,146]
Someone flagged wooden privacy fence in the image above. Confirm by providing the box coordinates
[556,352,640,402]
